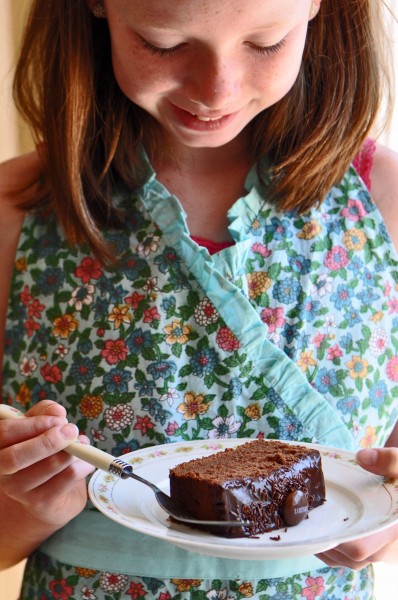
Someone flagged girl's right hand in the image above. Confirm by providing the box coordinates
[0,400,95,529]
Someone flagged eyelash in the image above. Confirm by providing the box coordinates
[140,37,287,58]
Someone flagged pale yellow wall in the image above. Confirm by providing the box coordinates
[0,0,34,162]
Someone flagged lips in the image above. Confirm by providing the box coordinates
[169,103,238,130]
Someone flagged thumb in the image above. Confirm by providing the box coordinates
[356,447,398,478]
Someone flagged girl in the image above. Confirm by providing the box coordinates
[1,0,398,598]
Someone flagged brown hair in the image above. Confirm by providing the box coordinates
[13,0,392,264]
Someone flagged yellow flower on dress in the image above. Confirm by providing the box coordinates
[370,311,383,323]
[347,355,369,380]
[238,582,254,597]
[52,313,78,338]
[164,320,191,345]
[343,228,367,251]
[245,403,261,420]
[108,305,132,329]
[297,350,317,373]
[171,579,202,592]
[246,271,272,299]
[15,256,28,272]
[360,426,377,448]
[79,395,104,419]
[297,219,321,240]
[16,384,31,406]
[75,567,98,577]
[178,392,210,420]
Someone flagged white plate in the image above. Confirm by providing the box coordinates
[88,439,398,560]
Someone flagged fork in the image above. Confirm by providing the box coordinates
[0,404,247,527]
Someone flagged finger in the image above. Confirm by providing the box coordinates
[356,447,398,478]
[2,440,95,498]
[17,460,94,526]
[0,415,67,450]
[25,400,67,419]
[316,549,371,570]
[0,423,79,475]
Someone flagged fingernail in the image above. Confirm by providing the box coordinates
[59,423,79,440]
[356,448,378,466]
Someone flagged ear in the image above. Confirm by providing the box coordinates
[309,2,321,20]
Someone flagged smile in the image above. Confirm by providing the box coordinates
[191,114,224,122]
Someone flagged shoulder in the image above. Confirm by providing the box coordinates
[369,142,398,251]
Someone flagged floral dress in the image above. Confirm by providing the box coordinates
[2,155,398,600]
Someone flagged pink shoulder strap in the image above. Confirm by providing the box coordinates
[352,138,376,191]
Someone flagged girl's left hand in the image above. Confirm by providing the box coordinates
[316,447,398,569]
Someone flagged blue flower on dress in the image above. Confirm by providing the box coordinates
[336,395,360,415]
[31,382,57,404]
[33,228,62,258]
[160,296,176,313]
[348,255,364,276]
[121,253,147,280]
[70,357,96,384]
[266,217,293,241]
[190,347,220,376]
[369,381,387,408]
[77,338,93,355]
[154,246,182,273]
[288,254,312,275]
[103,367,132,393]
[331,284,354,310]
[113,438,140,456]
[278,416,303,439]
[282,322,300,344]
[340,333,353,350]
[300,296,321,321]
[356,287,380,306]
[273,278,302,304]
[94,296,110,319]
[109,284,129,305]
[314,367,338,393]
[33,324,51,347]
[147,360,177,380]
[345,308,361,327]
[126,328,153,354]
[134,378,156,397]
[228,377,242,398]
[38,267,65,295]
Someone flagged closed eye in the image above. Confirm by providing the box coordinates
[140,38,184,57]
[247,38,287,56]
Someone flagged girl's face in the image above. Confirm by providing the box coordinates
[102,0,316,151]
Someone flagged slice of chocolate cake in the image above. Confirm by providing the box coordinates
[169,439,326,537]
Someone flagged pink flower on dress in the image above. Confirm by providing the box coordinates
[49,578,75,600]
[327,344,343,360]
[40,362,62,384]
[387,297,398,314]
[126,581,147,600]
[101,339,128,364]
[312,332,327,349]
[75,256,102,283]
[216,327,240,352]
[301,576,325,600]
[144,306,161,322]
[251,242,272,257]
[324,246,349,271]
[341,198,368,221]
[260,306,285,332]
[386,356,398,382]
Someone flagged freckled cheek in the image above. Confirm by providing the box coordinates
[111,55,173,105]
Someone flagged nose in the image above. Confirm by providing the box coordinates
[185,51,241,110]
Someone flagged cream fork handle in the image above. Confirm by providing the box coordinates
[0,404,130,477]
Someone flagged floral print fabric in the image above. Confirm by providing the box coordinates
[3,160,398,599]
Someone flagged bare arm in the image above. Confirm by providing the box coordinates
[0,154,94,570]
